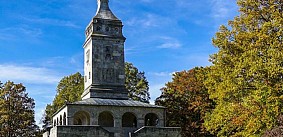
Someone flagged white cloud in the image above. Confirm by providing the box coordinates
[0,64,62,127]
[176,0,192,8]
[210,0,238,19]
[148,72,172,77]
[0,33,13,40]
[0,64,61,84]
[157,36,182,49]
[0,27,42,40]
[125,14,166,28]
[159,42,181,49]
[140,0,153,3]
[22,17,80,28]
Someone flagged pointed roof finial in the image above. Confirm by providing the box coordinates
[95,0,119,20]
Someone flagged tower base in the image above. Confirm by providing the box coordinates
[82,84,129,100]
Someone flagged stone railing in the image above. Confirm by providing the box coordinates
[49,125,114,137]
[130,126,181,137]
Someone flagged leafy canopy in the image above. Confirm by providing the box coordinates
[156,67,215,137]
[41,72,84,129]
[205,0,283,136]
[0,81,38,137]
[125,62,150,103]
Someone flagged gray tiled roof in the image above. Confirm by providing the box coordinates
[94,0,119,20]
[69,98,164,108]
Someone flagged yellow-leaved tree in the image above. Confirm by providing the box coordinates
[204,0,283,136]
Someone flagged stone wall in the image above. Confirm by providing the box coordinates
[67,105,165,128]
[49,126,114,137]
[130,127,181,137]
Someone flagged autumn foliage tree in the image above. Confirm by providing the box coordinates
[0,81,38,137]
[156,67,214,137]
[204,0,283,136]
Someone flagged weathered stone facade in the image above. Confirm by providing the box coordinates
[131,127,181,137]
[50,126,114,137]
[82,0,128,100]
[48,99,170,137]
[43,0,181,137]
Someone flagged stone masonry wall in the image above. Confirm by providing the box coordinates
[130,127,181,137]
[50,126,114,137]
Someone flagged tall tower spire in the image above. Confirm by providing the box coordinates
[81,0,127,100]
[94,0,118,20]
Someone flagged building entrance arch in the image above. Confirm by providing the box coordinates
[73,111,90,125]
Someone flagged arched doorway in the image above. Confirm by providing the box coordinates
[63,112,67,125]
[60,115,62,125]
[73,111,90,125]
[57,117,59,126]
[98,111,114,127]
[122,112,137,127]
[145,113,159,126]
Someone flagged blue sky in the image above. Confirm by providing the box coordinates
[0,0,238,126]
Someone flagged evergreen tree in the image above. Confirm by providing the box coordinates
[204,0,283,136]
[125,62,150,103]
[156,67,214,137]
[0,81,37,137]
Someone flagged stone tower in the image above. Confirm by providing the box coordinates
[43,1,181,137]
[82,0,128,100]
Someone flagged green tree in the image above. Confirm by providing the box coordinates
[156,67,215,137]
[41,72,84,130]
[204,0,283,136]
[125,62,150,103]
[0,81,38,137]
